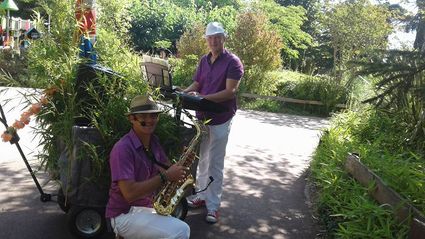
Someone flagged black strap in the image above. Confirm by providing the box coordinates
[143,148,169,170]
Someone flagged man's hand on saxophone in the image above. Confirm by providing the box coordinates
[163,164,188,182]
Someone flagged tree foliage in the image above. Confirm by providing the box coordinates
[129,0,239,54]
[257,0,313,63]
[171,23,208,87]
[323,0,393,74]
[130,0,205,52]
[176,23,208,59]
[172,0,242,9]
[227,12,283,94]
[96,0,135,40]
[355,49,425,151]
[413,0,425,50]
[129,0,190,53]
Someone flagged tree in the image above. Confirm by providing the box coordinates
[96,0,135,40]
[129,0,189,53]
[323,0,393,77]
[353,0,425,151]
[206,5,238,35]
[172,0,242,9]
[129,0,240,54]
[257,0,313,67]
[227,12,283,94]
[171,23,208,87]
[274,0,333,74]
[414,0,425,51]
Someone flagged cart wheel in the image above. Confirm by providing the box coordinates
[68,206,105,239]
[57,188,70,213]
[171,198,188,220]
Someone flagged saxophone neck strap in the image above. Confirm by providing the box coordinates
[143,148,170,170]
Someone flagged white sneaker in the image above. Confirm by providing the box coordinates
[206,210,219,223]
[187,196,206,208]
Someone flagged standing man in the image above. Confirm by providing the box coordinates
[182,22,244,223]
[106,95,190,239]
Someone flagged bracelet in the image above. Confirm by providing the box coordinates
[159,171,168,184]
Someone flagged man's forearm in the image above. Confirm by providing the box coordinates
[203,89,236,103]
[203,78,240,103]
[183,82,199,93]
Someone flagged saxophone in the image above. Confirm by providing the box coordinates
[153,111,202,216]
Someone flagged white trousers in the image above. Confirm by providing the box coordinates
[195,118,232,211]
[111,206,190,239]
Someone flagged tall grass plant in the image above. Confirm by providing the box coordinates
[311,108,424,238]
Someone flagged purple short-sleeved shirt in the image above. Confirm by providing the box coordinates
[193,49,244,125]
[105,129,168,218]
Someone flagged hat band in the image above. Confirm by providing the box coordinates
[130,104,158,113]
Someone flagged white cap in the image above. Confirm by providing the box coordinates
[205,22,227,37]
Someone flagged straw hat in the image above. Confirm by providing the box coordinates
[126,95,162,115]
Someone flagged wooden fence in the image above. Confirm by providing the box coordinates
[345,154,425,239]
[240,92,346,108]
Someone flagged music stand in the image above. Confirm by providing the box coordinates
[141,55,228,113]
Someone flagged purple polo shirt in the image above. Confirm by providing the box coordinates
[105,129,168,219]
[193,49,244,125]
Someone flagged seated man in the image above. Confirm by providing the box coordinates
[105,95,190,239]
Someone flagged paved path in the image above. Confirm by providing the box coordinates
[0,87,328,239]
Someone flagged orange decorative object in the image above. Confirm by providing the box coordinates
[2,92,52,143]
[12,120,25,129]
[44,86,58,96]
[20,111,32,119]
[1,132,13,142]
[30,103,42,114]
[21,118,30,125]
[40,96,49,105]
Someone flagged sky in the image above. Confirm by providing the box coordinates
[385,0,418,49]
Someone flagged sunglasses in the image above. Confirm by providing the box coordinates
[135,113,160,120]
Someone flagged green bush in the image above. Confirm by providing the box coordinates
[169,55,198,88]
[176,23,208,59]
[270,69,307,83]
[240,66,281,95]
[276,75,348,111]
[240,71,350,117]
[171,23,208,87]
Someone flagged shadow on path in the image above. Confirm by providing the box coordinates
[186,110,328,239]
